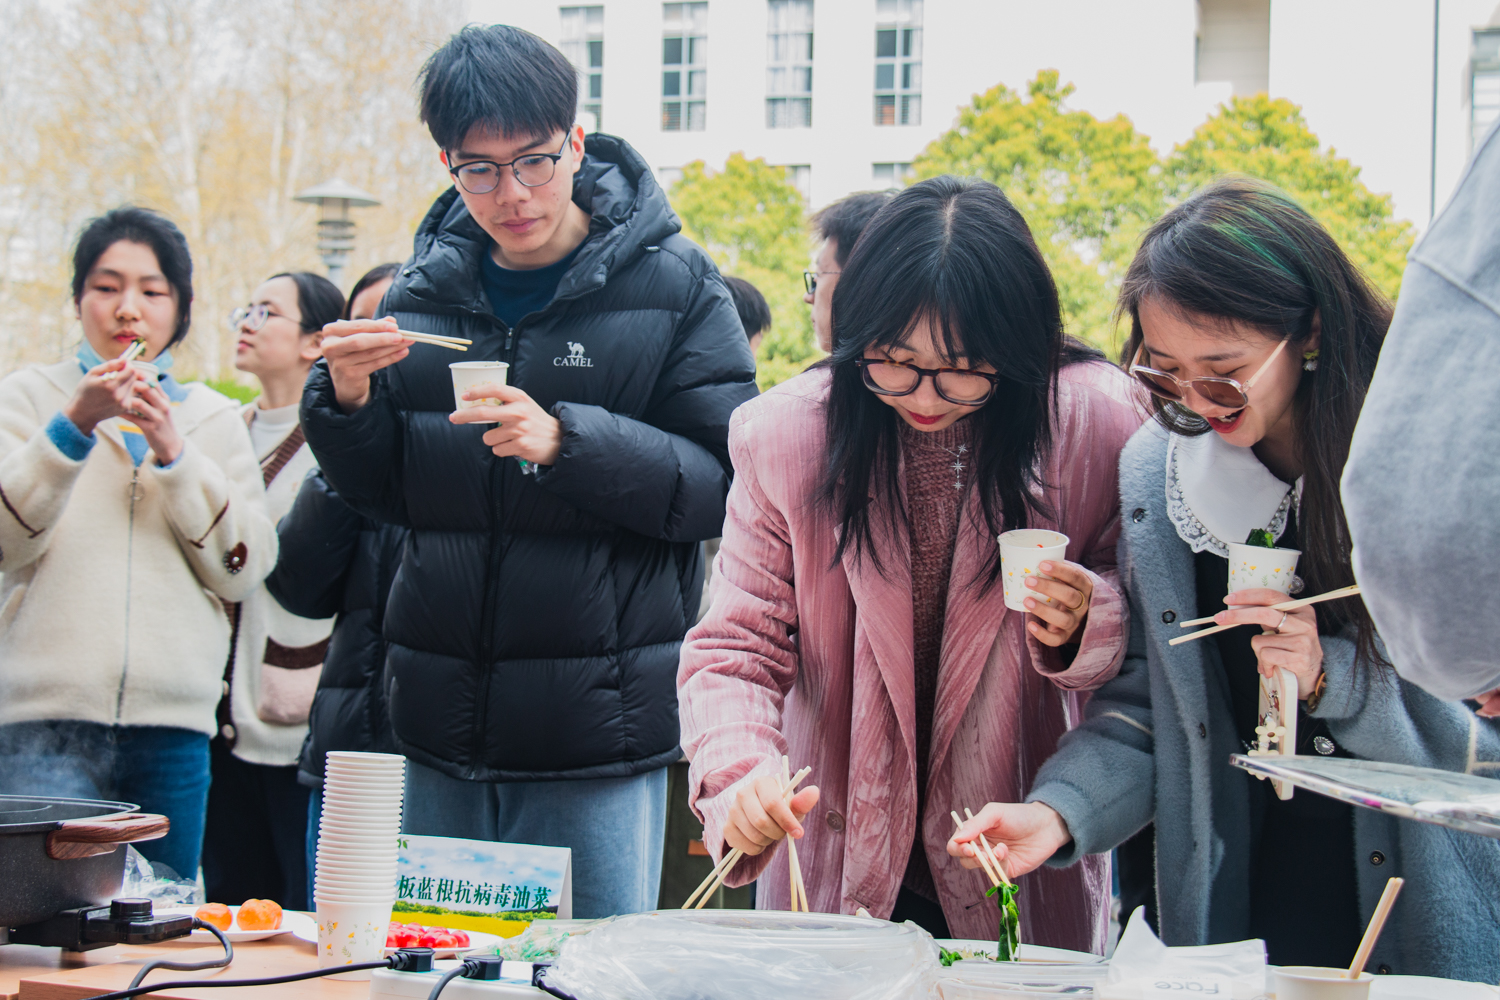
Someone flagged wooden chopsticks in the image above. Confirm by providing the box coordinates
[1169,585,1363,646]
[782,756,810,912]
[1348,877,1402,978]
[953,809,1011,888]
[101,340,147,380]
[683,764,812,910]
[397,329,472,352]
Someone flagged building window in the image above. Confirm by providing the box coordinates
[767,0,813,129]
[663,3,708,131]
[872,162,912,187]
[1474,29,1500,152]
[782,164,812,202]
[874,0,921,125]
[1194,0,1269,96]
[560,6,604,131]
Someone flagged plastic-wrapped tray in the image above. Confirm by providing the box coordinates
[542,909,941,1000]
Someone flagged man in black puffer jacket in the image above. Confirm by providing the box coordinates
[301,26,757,917]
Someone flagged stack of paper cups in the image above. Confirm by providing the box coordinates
[314,751,406,980]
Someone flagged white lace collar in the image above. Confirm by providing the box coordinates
[1165,430,1298,558]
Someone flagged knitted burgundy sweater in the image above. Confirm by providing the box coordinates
[899,416,973,903]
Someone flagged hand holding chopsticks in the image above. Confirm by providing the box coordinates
[683,764,812,910]
[1170,585,1362,646]
[953,809,1011,888]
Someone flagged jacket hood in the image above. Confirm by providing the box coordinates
[387,134,680,319]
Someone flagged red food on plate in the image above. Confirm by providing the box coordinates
[452,930,470,946]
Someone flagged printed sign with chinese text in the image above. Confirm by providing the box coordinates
[393,834,572,938]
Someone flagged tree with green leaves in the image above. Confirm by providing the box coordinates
[670,153,819,389]
[1167,95,1414,301]
[913,70,1167,351]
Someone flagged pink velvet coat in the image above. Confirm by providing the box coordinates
[678,364,1145,951]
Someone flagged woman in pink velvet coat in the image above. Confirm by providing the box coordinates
[678,176,1144,951]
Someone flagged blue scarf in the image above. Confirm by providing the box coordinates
[75,341,189,466]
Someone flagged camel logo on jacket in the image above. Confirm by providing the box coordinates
[555,341,593,367]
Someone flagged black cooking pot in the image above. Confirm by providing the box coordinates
[0,795,169,928]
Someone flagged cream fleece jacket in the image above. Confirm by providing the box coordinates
[0,360,277,735]
[227,401,333,767]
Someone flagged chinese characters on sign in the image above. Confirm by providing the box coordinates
[396,875,553,911]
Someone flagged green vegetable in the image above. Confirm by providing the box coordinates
[1244,528,1277,548]
[939,948,962,967]
[985,882,1021,961]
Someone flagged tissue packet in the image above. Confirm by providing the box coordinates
[1099,908,1269,1000]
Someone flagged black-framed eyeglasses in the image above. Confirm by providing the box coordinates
[447,134,571,194]
[803,270,840,295]
[229,304,303,332]
[854,358,1002,405]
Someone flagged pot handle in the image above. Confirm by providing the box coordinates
[46,813,171,861]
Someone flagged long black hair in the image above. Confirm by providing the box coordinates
[1118,176,1390,667]
[819,175,1100,586]
[72,206,194,346]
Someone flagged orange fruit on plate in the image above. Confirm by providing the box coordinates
[236,899,283,931]
[195,903,232,931]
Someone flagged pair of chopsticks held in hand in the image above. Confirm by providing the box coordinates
[396,329,471,352]
[682,758,812,911]
[1169,584,1362,647]
[952,808,1012,890]
[100,339,147,380]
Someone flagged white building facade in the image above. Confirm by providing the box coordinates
[468,0,1500,229]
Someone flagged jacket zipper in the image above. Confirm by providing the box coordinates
[115,467,140,722]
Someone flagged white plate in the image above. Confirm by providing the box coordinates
[290,921,502,959]
[160,907,316,943]
[1368,976,1499,999]
[933,939,1104,964]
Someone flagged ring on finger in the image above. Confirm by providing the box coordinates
[1271,611,1288,634]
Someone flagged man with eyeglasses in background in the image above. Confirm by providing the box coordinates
[803,191,893,352]
[300,24,756,917]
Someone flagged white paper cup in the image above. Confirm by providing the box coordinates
[327,752,406,765]
[315,898,394,980]
[319,799,403,815]
[998,529,1070,613]
[1226,541,1301,595]
[130,360,161,382]
[449,361,509,419]
[1270,967,1375,1000]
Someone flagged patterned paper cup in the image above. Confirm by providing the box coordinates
[998,529,1070,613]
[449,361,508,421]
[1227,541,1301,595]
[315,898,394,980]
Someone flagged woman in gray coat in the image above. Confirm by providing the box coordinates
[950,179,1500,982]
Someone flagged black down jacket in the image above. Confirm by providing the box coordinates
[264,470,407,788]
[300,134,758,783]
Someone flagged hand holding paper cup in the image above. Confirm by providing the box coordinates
[450,361,509,423]
[999,529,1070,613]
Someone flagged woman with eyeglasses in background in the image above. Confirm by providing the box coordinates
[0,207,275,879]
[949,178,1500,983]
[678,176,1142,949]
[201,270,344,909]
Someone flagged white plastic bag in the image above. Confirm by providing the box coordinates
[1100,908,1268,999]
[542,909,941,1000]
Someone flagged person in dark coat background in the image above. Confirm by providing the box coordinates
[265,263,406,905]
[300,25,757,917]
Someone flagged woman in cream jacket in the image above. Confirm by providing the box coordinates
[0,207,275,878]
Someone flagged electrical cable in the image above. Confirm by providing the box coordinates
[424,965,468,1000]
[426,956,503,1000]
[83,958,400,1000]
[128,920,234,989]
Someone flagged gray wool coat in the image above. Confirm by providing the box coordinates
[1028,421,1500,983]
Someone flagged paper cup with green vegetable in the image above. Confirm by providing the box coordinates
[999,529,1069,612]
[1227,538,1300,594]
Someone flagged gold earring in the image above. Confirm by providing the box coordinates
[1302,349,1319,372]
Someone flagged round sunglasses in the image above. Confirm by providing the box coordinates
[1129,337,1290,410]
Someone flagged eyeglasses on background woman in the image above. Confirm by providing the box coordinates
[853,357,1002,405]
